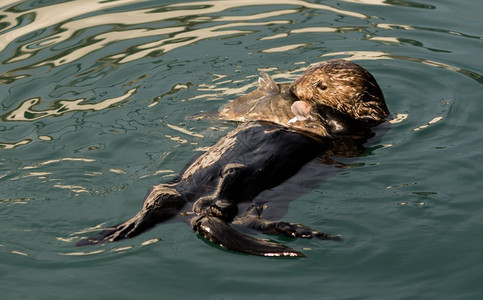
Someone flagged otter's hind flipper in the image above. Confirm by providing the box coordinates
[235,205,343,241]
[191,215,305,257]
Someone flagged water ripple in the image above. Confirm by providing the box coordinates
[320,51,482,83]
[2,86,137,122]
[340,0,436,9]
[0,0,367,73]
[0,0,482,298]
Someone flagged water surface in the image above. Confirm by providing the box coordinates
[1,0,482,299]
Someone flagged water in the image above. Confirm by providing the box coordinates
[1,0,482,299]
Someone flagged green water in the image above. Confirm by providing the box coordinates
[1,0,482,299]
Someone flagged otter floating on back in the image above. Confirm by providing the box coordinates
[77,59,389,257]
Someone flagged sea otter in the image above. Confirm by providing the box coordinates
[77,59,389,257]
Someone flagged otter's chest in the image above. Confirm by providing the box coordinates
[178,122,325,203]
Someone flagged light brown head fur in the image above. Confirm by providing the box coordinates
[289,59,389,125]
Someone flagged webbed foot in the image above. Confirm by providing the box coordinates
[234,205,342,241]
[263,221,342,240]
[191,215,305,257]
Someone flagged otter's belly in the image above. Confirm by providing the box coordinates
[177,121,326,204]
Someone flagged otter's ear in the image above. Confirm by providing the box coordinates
[258,71,279,94]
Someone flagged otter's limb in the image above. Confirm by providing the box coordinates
[76,184,186,246]
[234,205,342,240]
[76,214,145,246]
[191,215,305,257]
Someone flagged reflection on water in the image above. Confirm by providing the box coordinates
[321,51,482,82]
[1,0,483,298]
[0,0,365,71]
[20,157,96,169]
[0,138,32,149]
[58,237,160,256]
[3,87,137,121]
[340,0,436,9]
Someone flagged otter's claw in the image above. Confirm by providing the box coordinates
[269,221,342,240]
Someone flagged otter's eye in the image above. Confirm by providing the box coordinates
[316,82,327,91]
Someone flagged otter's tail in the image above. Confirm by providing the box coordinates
[191,215,305,257]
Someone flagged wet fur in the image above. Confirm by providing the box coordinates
[77,59,389,257]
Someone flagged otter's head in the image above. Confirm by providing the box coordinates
[289,59,389,127]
